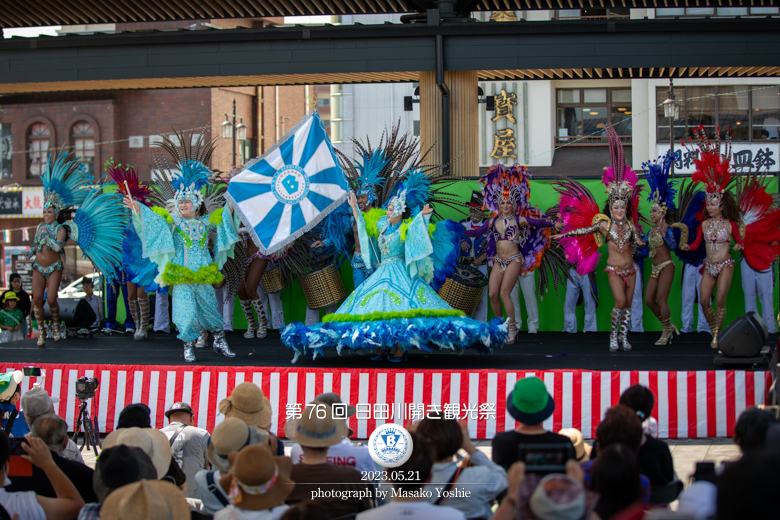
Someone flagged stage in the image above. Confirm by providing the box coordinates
[1,330,774,440]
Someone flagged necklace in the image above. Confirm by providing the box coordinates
[610,220,630,253]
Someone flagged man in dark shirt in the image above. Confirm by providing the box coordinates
[491,377,574,470]
[285,402,374,518]
[6,414,97,503]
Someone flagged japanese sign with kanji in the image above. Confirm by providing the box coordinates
[0,191,21,215]
[656,144,779,174]
[22,188,44,217]
[489,88,519,162]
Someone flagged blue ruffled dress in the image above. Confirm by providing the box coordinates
[282,210,507,361]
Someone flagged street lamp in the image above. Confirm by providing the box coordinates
[662,78,681,176]
[221,99,247,166]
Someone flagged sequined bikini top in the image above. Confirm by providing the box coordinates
[606,220,635,254]
[493,216,527,246]
[33,222,64,253]
[703,219,729,251]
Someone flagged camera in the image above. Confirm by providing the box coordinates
[516,443,575,474]
[75,376,99,399]
[23,367,41,377]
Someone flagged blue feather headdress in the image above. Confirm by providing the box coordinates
[643,152,678,214]
[384,168,431,218]
[354,150,388,206]
[42,152,92,212]
[172,159,212,208]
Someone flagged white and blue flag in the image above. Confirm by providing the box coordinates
[227,112,349,255]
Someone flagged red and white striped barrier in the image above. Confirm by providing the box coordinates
[4,363,771,439]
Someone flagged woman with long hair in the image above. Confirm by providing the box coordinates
[463,164,555,344]
[553,127,646,352]
[680,127,745,348]
[641,154,682,345]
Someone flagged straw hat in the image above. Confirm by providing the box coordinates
[284,401,349,448]
[100,479,190,520]
[218,445,294,511]
[208,417,269,473]
[558,428,592,462]
[219,383,272,430]
[103,427,171,479]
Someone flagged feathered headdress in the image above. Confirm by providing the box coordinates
[108,163,153,207]
[354,150,388,206]
[603,126,639,210]
[42,151,92,212]
[480,164,531,214]
[152,127,218,211]
[687,125,732,206]
[384,168,432,218]
[643,152,678,214]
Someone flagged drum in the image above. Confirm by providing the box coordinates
[260,267,286,294]
[438,265,487,316]
[298,266,348,309]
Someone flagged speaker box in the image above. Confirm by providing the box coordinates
[718,311,769,358]
[42,298,96,328]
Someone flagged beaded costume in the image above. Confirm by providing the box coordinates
[132,131,240,362]
[554,127,644,352]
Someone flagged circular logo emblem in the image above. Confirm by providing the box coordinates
[272,165,309,205]
[368,423,413,468]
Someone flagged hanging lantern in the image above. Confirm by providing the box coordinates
[2,230,10,243]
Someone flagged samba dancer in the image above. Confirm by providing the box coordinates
[679,127,748,348]
[553,127,645,352]
[459,192,489,322]
[124,132,241,362]
[30,153,126,347]
[463,164,555,344]
[639,154,682,345]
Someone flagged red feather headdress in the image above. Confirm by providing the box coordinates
[686,125,732,205]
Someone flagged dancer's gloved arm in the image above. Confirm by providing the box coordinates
[730,220,745,250]
[685,225,704,250]
[523,217,556,228]
[664,227,677,250]
[556,222,601,238]
[464,219,491,237]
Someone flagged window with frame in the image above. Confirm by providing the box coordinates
[71,121,96,176]
[655,85,780,142]
[28,123,51,178]
[0,124,11,180]
[555,88,632,145]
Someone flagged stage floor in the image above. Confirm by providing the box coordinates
[2,329,776,371]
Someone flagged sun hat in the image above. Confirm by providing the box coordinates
[164,402,194,420]
[102,427,172,479]
[0,371,23,402]
[94,445,157,503]
[218,383,272,430]
[2,292,19,303]
[20,387,60,423]
[100,479,190,520]
[218,444,294,511]
[558,428,592,462]
[208,417,270,473]
[284,401,349,448]
[507,377,555,425]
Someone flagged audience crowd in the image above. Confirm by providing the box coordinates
[0,372,777,520]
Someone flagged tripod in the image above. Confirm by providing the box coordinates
[72,397,101,455]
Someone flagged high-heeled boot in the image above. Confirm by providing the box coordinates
[609,308,620,352]
[34,306,46,347]
[619,309,632,352]
[239,299,257,338]
[134,296,150,340]
[127,299,140,335]
[195,327,209,348]
[703,307,718,348]
[212,330,236,358]
[252,299,268,339]
[713,308,727,350]
[505,319,518,344]
[183,340,197,362]
[50,305,61,341]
